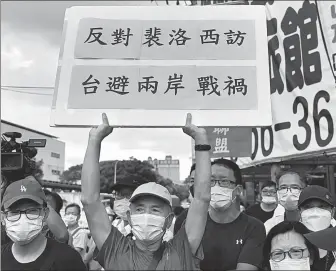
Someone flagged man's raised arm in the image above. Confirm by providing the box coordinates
[183,114,211,254]
[81,113,113,250]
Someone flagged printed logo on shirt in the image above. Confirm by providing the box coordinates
[20,185,27,192]
[236,239,243,245]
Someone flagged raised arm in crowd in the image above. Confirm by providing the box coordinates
[81,113,211,270]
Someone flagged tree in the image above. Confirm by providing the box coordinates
[61,158,191,200]
[61,159,157,193]
[155,173,190,201]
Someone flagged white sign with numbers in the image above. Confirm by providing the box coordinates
[235,0,336,168]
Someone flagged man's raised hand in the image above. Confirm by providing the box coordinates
[182,113,207,140]
[89,113,113,142]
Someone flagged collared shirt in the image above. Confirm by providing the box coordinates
[69,226,89,258]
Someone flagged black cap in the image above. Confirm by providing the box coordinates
[298,185,335,208]
[110,175,147,192]
[2,176,47,209]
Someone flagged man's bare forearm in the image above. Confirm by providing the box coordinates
[47,205,69,243]
[81,137,102,204]
[193,134,211,202]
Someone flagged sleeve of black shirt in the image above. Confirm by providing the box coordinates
[238,216,266,268]
[173,209,188,235]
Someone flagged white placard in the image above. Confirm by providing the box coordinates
[50,5,271,127]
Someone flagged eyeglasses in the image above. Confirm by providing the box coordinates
[261,190,277,195]
[4,208,44,222]
[270,248,308,262]
[277,186,302,195]
[210,179,236,188]
[114,193,132,200]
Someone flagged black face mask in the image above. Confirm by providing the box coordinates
[189,185,194,197]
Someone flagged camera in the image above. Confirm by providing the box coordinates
[1,132,46,183]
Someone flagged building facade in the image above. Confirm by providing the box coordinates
[147,155,180,183]
[1,120,65,182]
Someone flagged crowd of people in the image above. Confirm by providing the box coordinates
[1,113,336,270]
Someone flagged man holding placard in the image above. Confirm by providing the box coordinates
[81,113,211,270]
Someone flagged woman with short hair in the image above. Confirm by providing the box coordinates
[263,221,319,270]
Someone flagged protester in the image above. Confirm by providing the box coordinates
[110,175,147,236]
[1,176,87,270]
[264,169,307,234]
[174,158,266,270]
[173,164,195,234]
[64,203,89,259]
[42,189,70,243]
[263,221,318,270]
[81,113,211,270]
[245,181,277,223]
[44,190,63,213]
[298,185,336,270]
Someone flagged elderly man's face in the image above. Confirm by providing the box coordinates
[130,196,170,217]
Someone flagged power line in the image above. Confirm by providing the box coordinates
[1,85,55,90]
[1,88,53,96]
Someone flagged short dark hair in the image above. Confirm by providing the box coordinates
[189,163,196,175]
[263,221,318,270]
[65,203,81,216]
[276,169,308,187]
[261,181,276,191]
[52,192,63,214]
[43,190,63,214]
[211,158,243,187]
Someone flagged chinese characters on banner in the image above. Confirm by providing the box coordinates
[234,0,336,167]
[75,19,255,60]
[205,127,252,158]
[67,65,257,110]
[51,6,271,127]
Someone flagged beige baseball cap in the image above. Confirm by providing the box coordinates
[129,182,172,207]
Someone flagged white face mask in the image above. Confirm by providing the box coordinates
[113,198,130,220]
[5,216,44,245]
[262,196,277,204]
[278,191,300,211]
[131,213,166,242]
[210,186,236,210]
[64,214,77,226]
[301,207,332,232]
[270,258,310,270]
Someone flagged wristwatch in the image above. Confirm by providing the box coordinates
[194,144,211,151]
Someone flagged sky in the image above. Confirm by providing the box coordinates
[1,1,194,181]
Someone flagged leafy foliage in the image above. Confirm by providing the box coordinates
[61,159,190,200]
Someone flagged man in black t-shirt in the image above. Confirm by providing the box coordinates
[1,176,86,270]
[245,181,277,223]
[174,159,266,271]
